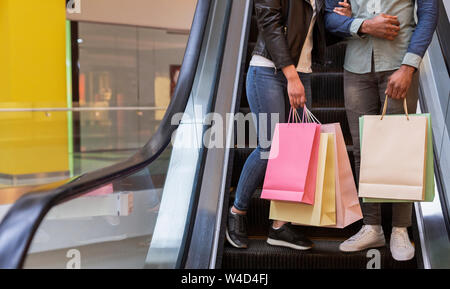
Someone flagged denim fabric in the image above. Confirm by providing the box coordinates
[233,66,311,211]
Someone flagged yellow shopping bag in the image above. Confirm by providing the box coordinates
[269,133,336,226]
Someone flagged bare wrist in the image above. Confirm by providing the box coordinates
[400,64,416,74]
[282,65,299,81]
[360,19,371,35]
[286,75,299,82]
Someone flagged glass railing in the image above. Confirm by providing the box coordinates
[22,0,230,269]
[0,107,166,188]
[23,144,171,269]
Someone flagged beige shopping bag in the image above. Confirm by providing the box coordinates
[359,96,428,201]
[269,133,336,226]
[360,113,435,203]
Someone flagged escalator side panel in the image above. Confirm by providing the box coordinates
[183,0,252,269]
[144,0,232,269]
[415,16,450,267]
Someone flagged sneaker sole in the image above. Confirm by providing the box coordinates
[266,238,312,251]
[339,240,386,252]
[390,248,415,262]
[391,252,415,262]
[225,228,247,249]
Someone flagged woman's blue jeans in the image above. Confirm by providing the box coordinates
[233,66,311,211]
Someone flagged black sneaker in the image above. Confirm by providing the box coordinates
[267,223,313,250]
[226,207,248,249]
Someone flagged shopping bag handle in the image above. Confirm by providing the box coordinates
[288,106,321,124]
[288,106,302,123]
[304,106,321,124]
[381,95,409,121]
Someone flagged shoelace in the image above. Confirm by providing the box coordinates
[392,230,409,249]
[286,224,305,238]
[348,226,370,242]
[238,215,247,234]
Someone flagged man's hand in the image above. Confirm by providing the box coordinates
[360,13,400,40]
[333,0,352,17]
[385,65,415,99]
[282,65,306,108]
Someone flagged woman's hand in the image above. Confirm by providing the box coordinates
[282,65,306,109]
[333,0,352,17]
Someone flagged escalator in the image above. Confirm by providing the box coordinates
[180,0,450,269]
[0,0,449,269]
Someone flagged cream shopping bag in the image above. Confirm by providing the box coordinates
[269,133,336,226]
[359,96,428,201]
[360,113,435,203]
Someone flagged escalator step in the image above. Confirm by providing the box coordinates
[245,42,256,69]
[230,147,254,187]
[312,43,347,73]
[249,15,259,43]
[311,72,344,108]
[229,190,398,240]
[222,239,417,269]
[237,193,362,238]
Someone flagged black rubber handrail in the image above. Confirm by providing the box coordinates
[0,0,211,269]
[436,0,450,73]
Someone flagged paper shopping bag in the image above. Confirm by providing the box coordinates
[358,99,428,201]
[321,123,363,228]
[85,183,114,196]
[360,113,435,203]
[269,133,336,226]
[261,121,321,204]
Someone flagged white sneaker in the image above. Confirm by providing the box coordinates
[390,227,415,261]
[339,225,386,252]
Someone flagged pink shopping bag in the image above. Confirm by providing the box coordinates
[261,108,321,204]
[85,183,114,196]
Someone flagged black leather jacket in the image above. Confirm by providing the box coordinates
[253,0,327,70]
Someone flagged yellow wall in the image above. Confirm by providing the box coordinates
[0,0,68,176]
[0,1,11,103]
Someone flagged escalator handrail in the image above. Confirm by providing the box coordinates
[436,0,450,73]
[0,0,211,269]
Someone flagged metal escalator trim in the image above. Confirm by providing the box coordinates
[416,29,450,268]
[182,0,252,269]
[0,0,212,269]
[144,0,233,269]
[180,0,234,269]
[414,183,450,269]
[209,0,253,269]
